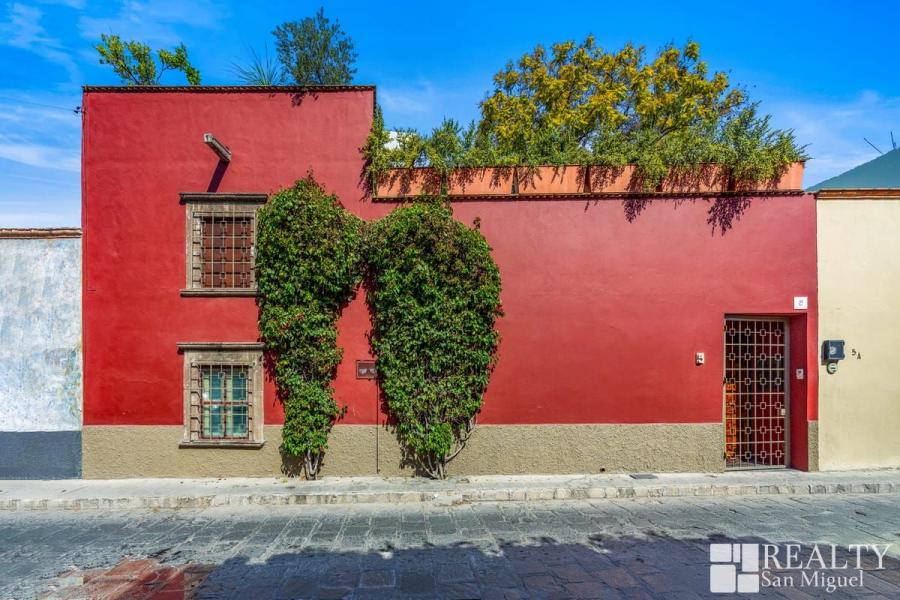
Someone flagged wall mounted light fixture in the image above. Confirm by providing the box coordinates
[203,133,231,162]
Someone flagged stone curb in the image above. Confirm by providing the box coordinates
[1,481,896,512]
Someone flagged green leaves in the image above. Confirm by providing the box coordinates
[365,203,502,479]
[231,44,285,86]
[95,34,200,86]
[363,38,807,191]
[256,176,363,479]
[273,8,357,85]
[157,44,201,86]
[258,179,502,480]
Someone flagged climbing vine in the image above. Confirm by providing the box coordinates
[256,176,364,479]
[365,201,503,479]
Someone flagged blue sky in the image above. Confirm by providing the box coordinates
[1,0,899,227]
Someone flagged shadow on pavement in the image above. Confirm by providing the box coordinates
[38,533,900,599]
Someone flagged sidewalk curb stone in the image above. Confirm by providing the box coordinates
[1,472,897,512]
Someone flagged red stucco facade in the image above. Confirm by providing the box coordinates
[82,88,818,470]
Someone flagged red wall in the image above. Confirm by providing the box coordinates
[83,90,818,444]
[82,89,382,426]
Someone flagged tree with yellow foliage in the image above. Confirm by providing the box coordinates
[366,38,805,190]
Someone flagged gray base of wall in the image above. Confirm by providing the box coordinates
[82,424,724,479]
[807,420,819,471]
[0,431,82,479]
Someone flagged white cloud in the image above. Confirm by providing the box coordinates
[36,0,86,8]
[0,3,80,84]
[0,163,80,227]
[767,91,900,187]
[379,85,433,115]
[0,94,81,227]
[0,104,78,125]
[377,79,485,132]
[0,94,81,170]
[0,160,80,227]
[0,209,79,228]
[0,138,80,172]
[79,0,226,46]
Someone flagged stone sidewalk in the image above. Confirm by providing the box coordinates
[2,468,899,511]
[4,494,900,599]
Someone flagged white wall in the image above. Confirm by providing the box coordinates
[0,237,82,432]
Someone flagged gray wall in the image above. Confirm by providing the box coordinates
[0,236,82,478]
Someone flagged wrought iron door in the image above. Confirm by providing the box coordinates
[724,318,788,469]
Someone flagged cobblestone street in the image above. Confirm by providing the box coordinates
[2,493,899,599]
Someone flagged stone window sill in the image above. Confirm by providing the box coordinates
[179,440,265,449]
[180,288,258,297]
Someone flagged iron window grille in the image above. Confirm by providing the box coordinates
[199,215,253,289]
[181,193,267,296]
[179,343,265,447]
[198,364,251,440]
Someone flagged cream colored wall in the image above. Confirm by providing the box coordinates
[817,198,900,469]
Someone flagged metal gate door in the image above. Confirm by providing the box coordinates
[724,317,789,469]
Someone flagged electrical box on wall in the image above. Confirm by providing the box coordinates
[822,340,845,362]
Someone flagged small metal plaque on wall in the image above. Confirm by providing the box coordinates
[356,360,377,379]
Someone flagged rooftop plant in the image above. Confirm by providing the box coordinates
[95,34,200,86]
[273,7,358,85]
[364,38,806,190]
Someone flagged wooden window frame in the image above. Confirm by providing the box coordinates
[180,193,267,297]
[178,342,265,448]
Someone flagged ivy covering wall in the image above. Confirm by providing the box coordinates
[256,177,502,480]
[255,176,364,479]
[365,202,503,479]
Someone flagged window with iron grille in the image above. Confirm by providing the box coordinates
[179,343,265,447]
[198,364,250,439]
[181,194,267,296]
[200,215,253,289]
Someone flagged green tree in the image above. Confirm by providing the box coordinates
[365,37,806,189]
[95,34,200,86]
[273,8,357,85]
[479,37,804,185]
[365,202,502,479]
[256,176,364,479]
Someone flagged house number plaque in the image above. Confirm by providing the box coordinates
[356,360,377,379]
